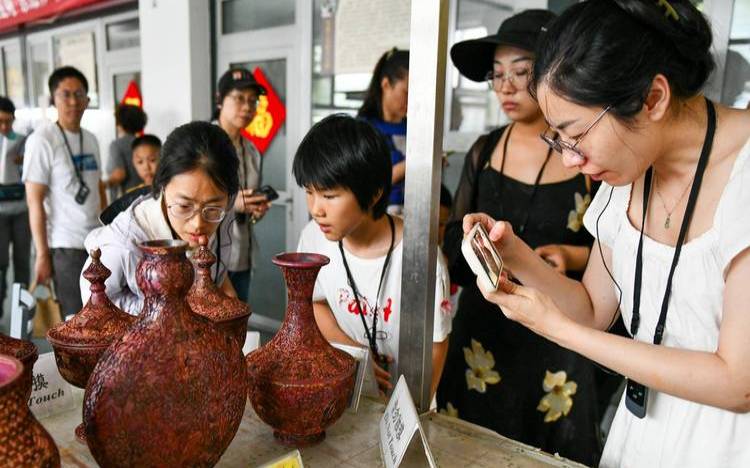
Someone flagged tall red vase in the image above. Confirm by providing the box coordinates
[0,354,60,467]
[246,252,356,446]
[0,332,37,401]
[83,240,248,466]
[47,248,136,443]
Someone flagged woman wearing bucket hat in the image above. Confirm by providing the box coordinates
[214,67,271,302]
[437,10,601,465]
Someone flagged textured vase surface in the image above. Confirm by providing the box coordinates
[188,242,250,348]
[0,332,38,401]
[0,354,60,467]
[83,240,248,467]
[246,252,356,446]
[47,248,136,442]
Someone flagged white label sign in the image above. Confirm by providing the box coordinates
[379,375,436,468]
[28,352,75,419]
[332,342,370,412]
[242,331,261,356]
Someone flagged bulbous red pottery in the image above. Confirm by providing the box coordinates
[47,248,136,443]
[83,240,248,467]
[0,354,60,467]
[188,240,251,348]
[246,252,356,446]
[0,332,37,400]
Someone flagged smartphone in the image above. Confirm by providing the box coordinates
[256,185,279,202]
[461,222,504,291]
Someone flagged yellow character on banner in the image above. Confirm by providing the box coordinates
[123,97,141,107]
[247,95,273,139]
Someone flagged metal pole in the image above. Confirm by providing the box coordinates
[398,0,449,412]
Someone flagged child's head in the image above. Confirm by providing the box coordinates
[132,134,161,186]
[293,114,391,241]
[115,104,147,135]
[439,184,453,245]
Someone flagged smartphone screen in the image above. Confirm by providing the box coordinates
[470,225,503,288]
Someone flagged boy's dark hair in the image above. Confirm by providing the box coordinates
[357,48,409,121]
[48,66,89,97]
[0,96,15,115]
[132,134,162,153]
[293,114,392,219]
[531,0,713,124]
[115,104,147,134]
[153,121,239,199]
[439,184,453,209]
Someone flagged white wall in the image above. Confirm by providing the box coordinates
[139,0,212,140]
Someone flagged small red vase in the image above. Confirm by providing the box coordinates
[246,252,356,446]
[0,332,37,401]
[188,240,251,348]
[83,240,248,467]
[0,354,60,467]
[47,248,136,443]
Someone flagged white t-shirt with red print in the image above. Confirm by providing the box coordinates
[297,219,453,382]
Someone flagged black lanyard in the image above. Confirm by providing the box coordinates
[497,123,553,235]
[338,214,395,359]
[56,122,85,186]
[626,98,715,418]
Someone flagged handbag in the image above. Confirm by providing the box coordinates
[30,281,63,338]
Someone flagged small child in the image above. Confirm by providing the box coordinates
[130,134,161,190]
[294,114,452,398]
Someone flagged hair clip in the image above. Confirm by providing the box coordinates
[656,0,679,21]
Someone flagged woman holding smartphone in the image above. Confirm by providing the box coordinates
[437,10,600,465]
[468,1,750,466]
[214,67,271,302]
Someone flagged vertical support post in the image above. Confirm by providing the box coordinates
[398,0,449,412]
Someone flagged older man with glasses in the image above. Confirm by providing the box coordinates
[23,66,105,319]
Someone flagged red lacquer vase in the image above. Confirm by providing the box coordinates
[0,354,60,467]
[188,239,251,348]
[83,240,248,467]
[246,252,356,446]
[47,248,136,443]
[0,332,37,401]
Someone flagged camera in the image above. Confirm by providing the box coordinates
[75,183,90,205]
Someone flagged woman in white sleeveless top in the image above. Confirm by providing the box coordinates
[465,1,750,466]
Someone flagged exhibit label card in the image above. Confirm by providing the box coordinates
[28,352,75,419]
[258,449,304,468]
[379,375,436,468]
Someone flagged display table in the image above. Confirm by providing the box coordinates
[40,391,585,467]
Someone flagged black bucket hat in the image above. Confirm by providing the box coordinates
[450,9,556,82]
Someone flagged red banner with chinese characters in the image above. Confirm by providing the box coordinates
[242,67,286,155]
[0,0,105,33]
[120,80,142,108]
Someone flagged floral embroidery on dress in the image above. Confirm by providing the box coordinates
[439,402,459,418]
[537,370,578,423]
[567,192,592,232]
[464,339,501,393]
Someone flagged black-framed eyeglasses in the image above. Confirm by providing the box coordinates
[165,196,227,224]
[540,105,612,159]
[484,68,531,91]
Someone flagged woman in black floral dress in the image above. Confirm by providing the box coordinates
[437,10,601,465]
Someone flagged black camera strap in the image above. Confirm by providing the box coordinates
[56,122,86,189]
[627,97,715,417]
[338,214,395,360]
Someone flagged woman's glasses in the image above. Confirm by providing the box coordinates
[540,106,612,160]
[484,68,531,91]
[165,198,226,224]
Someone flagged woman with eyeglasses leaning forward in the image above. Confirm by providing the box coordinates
[465,1,750,466]
[437,9,601,466]
[79,121,240,315]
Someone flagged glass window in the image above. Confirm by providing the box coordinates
[723,0,750,108]
[29,42,50,108]
[222,0,295,34]
[231,58,287,191]
[113,71,141,107]
[53,31,99,107]
[3,44,25,108]
[106,18,140,51]
[247,204,287,325]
